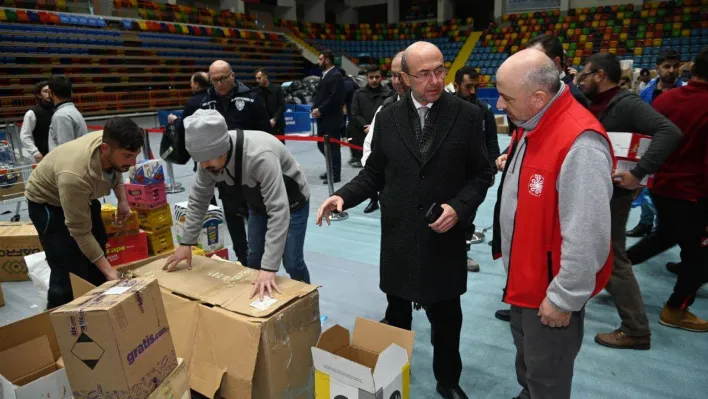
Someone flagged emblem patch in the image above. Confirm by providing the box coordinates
[529,174,544,197]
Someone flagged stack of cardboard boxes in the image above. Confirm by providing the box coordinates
[174,201,227,259]
[102,203,148,267]
[0,221,43,308]
[608,132,654,187]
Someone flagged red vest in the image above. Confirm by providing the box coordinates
[503,88,614,309]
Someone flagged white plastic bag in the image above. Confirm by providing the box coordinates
[25,251,50,300]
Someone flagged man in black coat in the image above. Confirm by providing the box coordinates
[312,50,345,184]
[253,68,286,135]
[317,42,492,399]
[526,34,589,107]
[348,64,392,167]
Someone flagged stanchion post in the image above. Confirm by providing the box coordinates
[164,161,184,194]
[141,129,153,160]
[322,135,348,221]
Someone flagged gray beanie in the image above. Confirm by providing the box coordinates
[183,109,231,162]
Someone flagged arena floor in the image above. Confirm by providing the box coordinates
[1,132,705,399]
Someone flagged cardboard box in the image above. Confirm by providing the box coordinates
[51,278,178,399]
[0,169,24,200]
[0,283,4,307]
[148,358,190,399]
[0,222,42,282]
[607,132,651,161]
[174,202,225,252]
[146,229,175,255]
[126,183,167,210]
[130,160,165,185]
[137,204,173,232]
[115,256,321,399]
[0,312,72,399]
[102,204,140,236]
[312,318,415,399]
[614,158,654,187]
[106,231,149,266]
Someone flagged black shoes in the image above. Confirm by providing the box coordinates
[436,383,468,399]
[666,262,680,274]
[626,223,652,238]
[495,309,511,322]
[322,177,341,184]
[364,198,379,213]
[319,172,327,180]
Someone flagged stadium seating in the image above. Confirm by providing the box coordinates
[112,0,258,30]
[0,9,302,121]
[280,19,472,71]
[469,1,707,86]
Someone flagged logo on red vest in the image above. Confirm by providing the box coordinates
[529,174,544,197]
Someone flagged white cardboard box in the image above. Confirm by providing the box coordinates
[173,202,225,252]
[614,158,654,187]
[312,317,415,399]
[607,132,652,160]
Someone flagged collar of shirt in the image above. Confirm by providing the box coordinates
[410,92,433,109]
[322,66,335,79]
[559,71,566,80]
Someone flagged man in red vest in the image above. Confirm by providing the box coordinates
[491,49,614,399]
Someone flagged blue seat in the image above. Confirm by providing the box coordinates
[59,14,71,24]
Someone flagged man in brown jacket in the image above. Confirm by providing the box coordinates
[25,118,144,309]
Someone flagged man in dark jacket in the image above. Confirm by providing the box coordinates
[348,64,392,167]
[167,71,211,128]
[175,60,271,266]
[527,34,589,107]
[317,42,492,399]
[20,80,53,162]
[313,50,345,184]
[454,66,500,273]
[253,68,286,135]
[341,68,360,165]
[576,53,683,350]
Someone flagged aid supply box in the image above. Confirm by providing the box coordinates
[102,204,140,236]
[607,132,651,160]
[130,160,165,185]
[0,222,42,282]
[137,204,173,232]
[126,183,168,210]
[146,229,175,255]
[0,312,72,399]
[106,231,149,266]
[50,278,178,399]
[312,318,415,399]
[614,158,654,187]
[174,201,225,252]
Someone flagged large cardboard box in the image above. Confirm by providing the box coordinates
[0,312,72,399]
[103,256,320,398]
[0,283,4,307]
[312,318,415,399]
[148,358,190,399]
[51,278,178,399]
[0,222,42,282]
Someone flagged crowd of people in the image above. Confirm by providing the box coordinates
[16,32,707,399]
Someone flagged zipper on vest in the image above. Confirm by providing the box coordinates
[502,137,529,303]
[547,251,553,284]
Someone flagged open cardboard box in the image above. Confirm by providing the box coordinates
[0,312,71,399]
[72,253,321,398]
[0,222,43,282]
[312,317,415,399]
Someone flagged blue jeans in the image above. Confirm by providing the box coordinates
[247,202,311,284]
[638,188,656,226]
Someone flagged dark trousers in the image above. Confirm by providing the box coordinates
[27,199,108,309]
[350,128,365,161]
[465,210,478,252]
[317,126,342,180]
[511,306,584,399]
[627,194,708,309]
[216,185,249,266]
[606,189,650,336]
[385,294,463,387]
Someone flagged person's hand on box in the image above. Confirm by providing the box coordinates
[250,270,281,301]
[612,170,642,190]
[117,201,131,223]
[163,245,192,272]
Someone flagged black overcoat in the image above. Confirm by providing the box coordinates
[335,91,492,304]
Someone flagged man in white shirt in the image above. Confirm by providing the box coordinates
[20,81,53,162]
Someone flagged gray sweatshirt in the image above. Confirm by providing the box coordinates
[48,102,88,151]
[500,83,614,312]
[182,130,309,272]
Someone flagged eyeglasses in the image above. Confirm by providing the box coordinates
[391,72,402,80]
[407,67,447,82]
[576,70,599,82]
[210,74,231,85]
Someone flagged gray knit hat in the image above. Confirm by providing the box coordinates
[183,109,231,162]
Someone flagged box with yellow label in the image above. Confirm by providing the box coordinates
[137,204,173,232]
[101,204,140,236]
[312,318,415,399]
[146,229,175,255]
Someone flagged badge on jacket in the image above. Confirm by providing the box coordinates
[235,99,245,111]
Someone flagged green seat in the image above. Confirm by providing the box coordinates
[619,5,625,11]
[626,39,635,48]
[582,27,590,35]
[570,22,577,29]
[636,32,645,39]
[638,25,646,32]
[5,9,16,22]
[607,20,615,27]
[569,42,577,50]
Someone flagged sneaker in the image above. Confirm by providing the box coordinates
[466,257,480,272]
[666,262,680,275]
[659,305,708,332]
[594,329,651,350]
[626,223,652,238]
[351,161,363,168]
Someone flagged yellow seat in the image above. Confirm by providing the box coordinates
[0,9,6,21]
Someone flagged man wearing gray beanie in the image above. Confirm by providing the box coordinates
[163,109,311,299]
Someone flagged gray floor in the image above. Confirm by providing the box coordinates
[1,132,706,399]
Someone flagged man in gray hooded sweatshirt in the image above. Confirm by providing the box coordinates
[163,109,311,299]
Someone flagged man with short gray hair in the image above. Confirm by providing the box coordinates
[491,49,614,399]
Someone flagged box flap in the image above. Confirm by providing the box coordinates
[0,312,60,359]
[351,318,415,360]
[607,132,632,158]
[70,273,96,299]
[0,335,54,383]
[54,278,155,312]
[13,366,71,399]
[130,256,318,318]
[311,347,375,393]
[316,325,351,355]
[372,344,409,390]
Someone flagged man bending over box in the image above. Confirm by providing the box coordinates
[25,118,144,309]
[163,109,311,300]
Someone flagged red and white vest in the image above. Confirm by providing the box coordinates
[501,88,614,309]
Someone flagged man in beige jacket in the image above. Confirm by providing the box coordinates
[25,117,143,309]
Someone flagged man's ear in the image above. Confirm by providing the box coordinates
[452,82,459,91]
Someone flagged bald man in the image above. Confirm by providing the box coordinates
[490,49,613,399]
[317,42,492,399]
